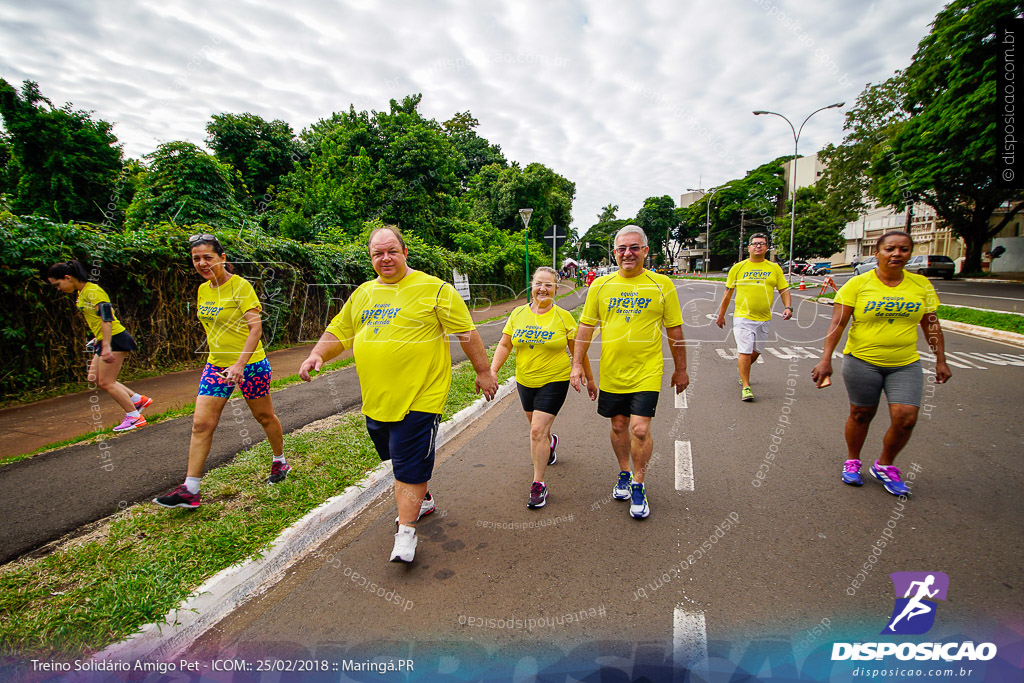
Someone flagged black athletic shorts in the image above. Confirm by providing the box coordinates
[365,410,440,485]
[91,331,137,355]
[597,390,659,418]
[516,380,570,415]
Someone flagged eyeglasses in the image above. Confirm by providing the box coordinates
[614,245,644,255]
[189,233,217,244]
[749,243,768,248]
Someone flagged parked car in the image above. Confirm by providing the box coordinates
[780,259,811,275]
[905,254,955,279]
[851,257,877,276]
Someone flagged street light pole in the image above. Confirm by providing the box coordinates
[753,102,844,282]
[687,186,732,277]
[519,208,533,302]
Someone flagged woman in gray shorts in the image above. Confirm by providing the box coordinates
[812,231,952,496]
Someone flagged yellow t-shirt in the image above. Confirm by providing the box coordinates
[502,304,577,388]
[196,275,266,367]
[325,269,475,422]
[836,270,939,367]
[580,270,683,393]
[76,282,126,338]
[725,259,789,321]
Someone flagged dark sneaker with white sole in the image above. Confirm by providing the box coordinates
[548,433,559,465]
[266,461,291,484]
[528,481,548,508]
[153,484,201,508]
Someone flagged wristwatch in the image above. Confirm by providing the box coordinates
[784,306,794,311]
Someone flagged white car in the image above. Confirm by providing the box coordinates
[851,257,877,275]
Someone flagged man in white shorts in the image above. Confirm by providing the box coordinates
[715,234,793,401]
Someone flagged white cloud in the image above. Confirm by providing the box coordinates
[0,0,950,232]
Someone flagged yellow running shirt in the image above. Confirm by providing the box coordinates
[196,275,266,367]
[325,269,476,422]
[502,304,577,388]
[580,270,683,393]
[76,282,127,338]
[725,259,789,321]
[835,270,939,367]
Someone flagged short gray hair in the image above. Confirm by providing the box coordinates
[615,224,648,247]
[532,266,559,281]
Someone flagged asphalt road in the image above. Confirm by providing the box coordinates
[182,280,1024,679]
[0,290,587,565]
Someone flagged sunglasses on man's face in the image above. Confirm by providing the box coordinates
[189,233,216,244]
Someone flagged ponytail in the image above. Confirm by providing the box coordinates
[46,260,90,282]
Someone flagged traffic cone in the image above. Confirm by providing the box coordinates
[799,276,806,291]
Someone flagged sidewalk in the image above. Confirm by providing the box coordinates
[0,295,531,461]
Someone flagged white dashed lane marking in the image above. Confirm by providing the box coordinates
[674,389,688,409]
[673,607,709,673]
[675,440,694,492]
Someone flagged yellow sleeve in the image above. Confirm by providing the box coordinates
[502,306,523,336]
[236,278,263,314]
[835,276,862,308]
[560,307,578,340]
[725,262,741,288]
[580,282,602,326]
[435,282,475,334]
[325,290,359,351]
[661,277,683,327]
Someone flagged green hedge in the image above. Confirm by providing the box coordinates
[0,214,529,397]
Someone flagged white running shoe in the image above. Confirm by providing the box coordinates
[390,524,417,563]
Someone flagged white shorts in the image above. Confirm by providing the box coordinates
[732,317,771,354]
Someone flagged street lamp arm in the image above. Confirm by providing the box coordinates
[796,102,845,143]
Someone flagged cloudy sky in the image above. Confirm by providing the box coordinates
[0,0,949,233]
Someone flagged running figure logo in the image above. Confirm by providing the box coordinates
[882,572,949,635]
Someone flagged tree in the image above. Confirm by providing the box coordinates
[125,141,245,229]
[635,195,677,264]
[825,0,1024,273]
[773,185,848,260]
[205,113,302,209]
[466,161,575,242]
[597,204,618,222]
[443,111,507,185]
[0,79,123,223]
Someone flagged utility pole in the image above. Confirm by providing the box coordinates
[739,207,745,262]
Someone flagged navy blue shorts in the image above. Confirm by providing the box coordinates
[90,331,137,355]
[365,410,440,485]
[597,390,659,418]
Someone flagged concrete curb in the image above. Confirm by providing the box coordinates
[95,376,518,664]
[811,297,1024,348]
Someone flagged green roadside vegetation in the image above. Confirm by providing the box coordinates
[0,340,520,661]
[813,293,1024,335]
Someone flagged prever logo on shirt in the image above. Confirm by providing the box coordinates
[882,571,948,635]
[606,293,652,322]
[197,304,225,321]
[362,303,401,333]
[739,269,772,281]
[512,325,554,349]
[863,297,922,321]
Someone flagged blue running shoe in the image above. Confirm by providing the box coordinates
[871,461,910,496]
[613,471,632,500]
[629,482,649,519]
[842,459,863,486]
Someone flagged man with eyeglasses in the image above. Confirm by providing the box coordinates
[570,225,687,519]
[715,233,793,401]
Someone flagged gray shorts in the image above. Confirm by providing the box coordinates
[841,354,924,408]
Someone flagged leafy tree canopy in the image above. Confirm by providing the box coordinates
[205,113,303,209]
[0,79,123,224]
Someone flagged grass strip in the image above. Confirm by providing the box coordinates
[0,336,527,660]
[813,294,1023,334]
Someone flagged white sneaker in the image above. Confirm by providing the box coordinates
[394,493,436,526]
[390,524,417,563]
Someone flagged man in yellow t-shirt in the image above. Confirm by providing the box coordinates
[300,226,498,563]
[716,234,793,401]
[570,225,688,520]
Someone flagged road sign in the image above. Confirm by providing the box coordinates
[543,225,567,249]
[452,269,470,301]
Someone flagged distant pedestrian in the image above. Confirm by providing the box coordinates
[570,225,688,519]
[585,269,596,287]
[46,260,152,432]
[491,267,596,508]
[299,225,497,563]
[812,230,951,496]
[154,234,287,509]
[715,234,793,401]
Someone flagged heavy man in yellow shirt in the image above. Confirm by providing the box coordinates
[299,226,498,563]
[715,233,793,401]
[570,225,689,520]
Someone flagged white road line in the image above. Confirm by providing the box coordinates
[675,440,694,491]
[673,607,709,674]
[675,389,688,409]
